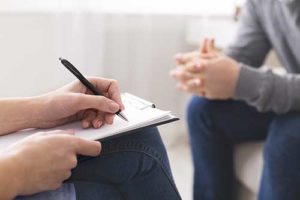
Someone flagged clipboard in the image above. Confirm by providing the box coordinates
[99,93,179,141]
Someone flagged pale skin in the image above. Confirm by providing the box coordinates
[170,38,241,100]
[0,77,124,200]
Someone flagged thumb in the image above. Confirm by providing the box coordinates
[199,38,208,54]
[39,129,75,136]
[79,94,120,113]
[74,138,102,157]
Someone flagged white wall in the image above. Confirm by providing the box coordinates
[0,12,236,145]
[0,13,104,97]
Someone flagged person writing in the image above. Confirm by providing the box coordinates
[0,77,181,200]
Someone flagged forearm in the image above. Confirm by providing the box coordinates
[234,64,300,114]
[0,154,20,199]
[0,97,42,135]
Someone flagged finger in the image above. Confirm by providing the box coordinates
[78,94,120,114]
[104,113,115,125]
[207,38,215,52]
[186,78,205,89]
[88,77,124,110]
[210,38,215,50]
[106,80,125,110]
[185,61,206,73]
[174,51,199,65]
[177,79,205,94]
[74,138,102,157]
[55,170,71,183]
[177,83,205,96]
[200,38,209,54]
[62,171,72,181]
[66,155,78,169]
[170,67,197,82]
[81,110,97,129]
[92,112,104,128]
[174,53,184,65]
[40,129,75,136]
[199,53,217,59]
[205,38,211,54]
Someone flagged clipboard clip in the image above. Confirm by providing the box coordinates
[122,93,156,110]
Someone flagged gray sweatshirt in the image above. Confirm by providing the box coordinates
[226,0,300,113]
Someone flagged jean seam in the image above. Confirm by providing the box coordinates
[100,140,181,199]
[101,149,181,199]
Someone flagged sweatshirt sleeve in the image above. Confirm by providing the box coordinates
[225,0,271,67]
[234,64,300,114]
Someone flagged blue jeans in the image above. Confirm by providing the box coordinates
[18,128,181,200]
[187,96,300,200]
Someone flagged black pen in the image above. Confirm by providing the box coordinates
[59,57,129,122]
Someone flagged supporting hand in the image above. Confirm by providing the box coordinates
[0,130,101,199]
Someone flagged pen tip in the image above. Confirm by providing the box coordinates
[118,113,129,122]
[59,57,63,61]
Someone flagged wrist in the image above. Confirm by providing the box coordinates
[26,96,46,128]
[227,59,241,98]
[14,96,44,130]
[0,97,44,135]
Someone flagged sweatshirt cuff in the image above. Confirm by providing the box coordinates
[233,63,265,101]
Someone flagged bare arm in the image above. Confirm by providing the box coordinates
[0,154,19,199]
[0,77,123,199]
[0,77,124,135]
[0,97,42,135]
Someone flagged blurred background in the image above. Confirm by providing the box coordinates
[0,0,261,199]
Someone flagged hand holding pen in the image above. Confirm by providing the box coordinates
[59,57,129,123]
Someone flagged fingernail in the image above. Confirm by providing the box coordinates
[97,121,102,128]
[195,63,202,69]
[174,53,182,60]
[195,79,201,86]
[83,121,90,128]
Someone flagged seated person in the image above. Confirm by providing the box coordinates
[0,77,181,200]
[171,0,300,199]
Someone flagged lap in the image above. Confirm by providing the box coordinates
[73,127,171,182]
[188,96,300,143]
[70,127,179,199]
[18,127,180,200]
[188,96,275,141]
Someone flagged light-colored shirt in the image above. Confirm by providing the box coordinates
[227,0,300,113]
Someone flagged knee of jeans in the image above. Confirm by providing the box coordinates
[187,96,215,120]
[113,150,171,184]
[186,96,216,131]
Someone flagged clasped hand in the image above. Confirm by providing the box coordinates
[170,38,240,100]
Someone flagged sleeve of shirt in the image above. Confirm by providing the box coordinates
[225,0,271,67]
[234,64,300,114]
[225,0,300,113]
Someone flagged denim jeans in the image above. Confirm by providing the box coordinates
[187,96,300,200]
[17,127,181,200]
